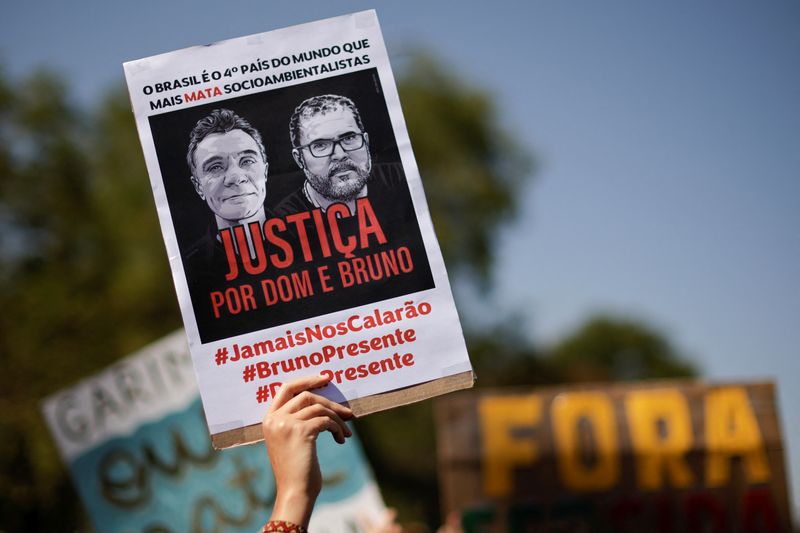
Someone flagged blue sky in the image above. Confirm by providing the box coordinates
[3,0,799,518]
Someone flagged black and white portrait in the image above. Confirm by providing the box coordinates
[149,69,434,343]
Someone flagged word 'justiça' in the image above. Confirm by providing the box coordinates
[221,198,387,281]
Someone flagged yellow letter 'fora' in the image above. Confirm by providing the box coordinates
[478,395,542,498]
[705,387,770,487]
[625,389,694,490]
[552,392,619,491]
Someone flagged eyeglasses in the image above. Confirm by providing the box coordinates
[297,132,366,158]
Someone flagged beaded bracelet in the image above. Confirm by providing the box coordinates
[261,520,308,533]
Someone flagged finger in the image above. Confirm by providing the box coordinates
[269,374,332,412]
[309,415,347,444]
[283,390,354,420]
[295,403,353,439]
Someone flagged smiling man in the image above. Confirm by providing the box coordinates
[275,95,373,216]
[187,108,268,231]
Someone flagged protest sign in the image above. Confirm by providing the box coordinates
[123,10,473,447]
[436,381,793,532]
[42,330,386,533]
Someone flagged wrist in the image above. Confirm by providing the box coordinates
[270,488,318,528]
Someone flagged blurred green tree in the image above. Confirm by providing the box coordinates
[0,70,180,531]
[546,315,698,383]
[399,53,532,284]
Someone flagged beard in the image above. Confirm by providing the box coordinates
[306,158,371,201]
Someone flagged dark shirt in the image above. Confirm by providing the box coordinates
[273,162,408,217]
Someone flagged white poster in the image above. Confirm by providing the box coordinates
[123,11,472,441]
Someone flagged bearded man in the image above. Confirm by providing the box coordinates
[275,94,376,216]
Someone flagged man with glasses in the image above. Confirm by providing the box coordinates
[275,94,378,216]
[270,92,435,325]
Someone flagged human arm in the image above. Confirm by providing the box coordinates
[261,374,353,530]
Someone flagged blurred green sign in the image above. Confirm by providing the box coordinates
[42,330,386,533]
